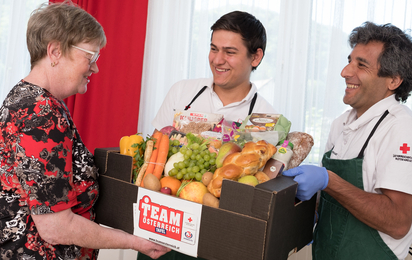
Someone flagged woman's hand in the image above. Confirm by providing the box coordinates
[135,237,171,259]
[32,208,170,257]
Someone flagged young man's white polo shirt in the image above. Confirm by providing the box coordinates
[152,78,277,131]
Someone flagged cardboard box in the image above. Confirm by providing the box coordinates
[94,148,316,260]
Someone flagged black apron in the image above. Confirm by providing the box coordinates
[313,110,397,260]
[184,85,257,115]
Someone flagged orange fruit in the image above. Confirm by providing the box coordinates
[160,176,182,196]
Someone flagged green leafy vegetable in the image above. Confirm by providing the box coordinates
[274,115,291,144]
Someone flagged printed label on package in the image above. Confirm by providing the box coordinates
[133,188,203,257]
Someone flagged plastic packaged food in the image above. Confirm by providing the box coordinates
[262,158,286,179]
[273,140,294,169]
[248,113,280,131]
[172,110,223,134]
[263,140,294,178]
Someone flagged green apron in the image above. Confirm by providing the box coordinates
[313,110,397,260]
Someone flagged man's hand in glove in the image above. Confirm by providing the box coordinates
[283,165,329,201]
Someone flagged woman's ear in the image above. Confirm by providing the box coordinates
[251,48,264,68]
[388,75,403,91]
[47,41,62,66]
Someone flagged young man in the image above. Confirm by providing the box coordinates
[142,11,276,260]
[283,22,412,259]
[152,11,276,132]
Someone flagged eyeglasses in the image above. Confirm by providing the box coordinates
[71,45,100,64]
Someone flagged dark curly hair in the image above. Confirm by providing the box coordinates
[211,11,266,71]
[349,22,412,102]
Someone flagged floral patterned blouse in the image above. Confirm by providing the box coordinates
[0,81,99,260]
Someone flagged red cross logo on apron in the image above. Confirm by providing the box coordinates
[400,143,410,154]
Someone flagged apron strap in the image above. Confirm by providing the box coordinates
[184,86,257,116]
[248,92,257,115]
[357,110,389,159]
[184,86,207,110]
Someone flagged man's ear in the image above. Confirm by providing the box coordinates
[251,48,264,68]
[47,41,62,65]
[388,75,403,91]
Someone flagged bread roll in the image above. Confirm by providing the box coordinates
[223,152,261,175]
[286,132,314,169]
[207,140,276,197]
[255,171,271,184]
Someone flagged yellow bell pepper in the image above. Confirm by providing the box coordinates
[119,134,144,157]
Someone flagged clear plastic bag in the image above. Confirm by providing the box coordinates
[221,114,290,147]
[172,110,223,134]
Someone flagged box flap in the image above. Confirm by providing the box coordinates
[94,147,119,175]
[293,196,317,251]
[198,206,267,260]
[219,179,258,216]
[95,175,137,234]
[219,176,298,221]
[250,188,276,220]
[106,151,133,182]
[256,175,297,192]
[263,185,316,260]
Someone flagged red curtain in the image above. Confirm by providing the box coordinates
[51,0,148,154]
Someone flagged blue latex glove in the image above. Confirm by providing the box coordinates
[282,165,329,201]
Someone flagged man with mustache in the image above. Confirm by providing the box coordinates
[284,22,412,260]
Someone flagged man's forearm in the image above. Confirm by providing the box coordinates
[323,170,412,239]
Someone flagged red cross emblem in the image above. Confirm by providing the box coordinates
[188,217,193,223]
[400,143,410,154]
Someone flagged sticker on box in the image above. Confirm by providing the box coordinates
[134,188,203,257]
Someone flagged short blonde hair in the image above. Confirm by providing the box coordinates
[27,1,107,69]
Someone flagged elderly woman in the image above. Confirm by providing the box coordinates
[0,2,169,260]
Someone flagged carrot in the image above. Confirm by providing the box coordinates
[135,140,153,186]
[152,134,170,179]
[141,131,163,187]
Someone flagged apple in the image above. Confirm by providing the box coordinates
[160,187,172,195]
[179,181,209,204]
[238,175,259,187]
[216,142,242,168]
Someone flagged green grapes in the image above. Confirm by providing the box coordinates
[168,139,182,159]
[168,143,217,181]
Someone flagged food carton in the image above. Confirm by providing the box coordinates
[94,148,316,260]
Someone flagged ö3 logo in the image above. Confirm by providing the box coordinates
[185,231,193,239]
